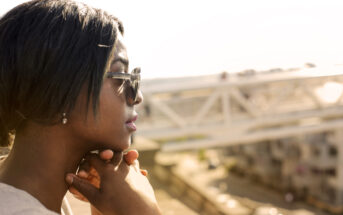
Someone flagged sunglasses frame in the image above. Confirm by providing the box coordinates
[106,67,141,103]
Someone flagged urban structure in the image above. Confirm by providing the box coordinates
[136,66,343,214]
[227,132,343,213]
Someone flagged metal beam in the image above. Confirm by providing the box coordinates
[162,119,343,152]
[149,97,187,128]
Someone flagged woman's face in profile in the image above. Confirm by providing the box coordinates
[67,34,142,152]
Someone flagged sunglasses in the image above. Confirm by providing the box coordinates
[106,67,141,103]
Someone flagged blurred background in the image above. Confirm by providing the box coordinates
[2,0,343,214]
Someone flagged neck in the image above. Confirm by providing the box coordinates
[0,124,89,213]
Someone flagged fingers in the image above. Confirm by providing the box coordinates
[65,174,100,204]
[99,149,113,161]
[84,154,108,177]
[118,155,130,174]
[92,149,139,166]
[77,150,112,175]
[78,159,91,172]
[110,151,123,167]
[131,160,141,172]
[79,149,143,181]
[78,152,121,181]
[140,169,148,176]
[124,149,139,165]
[77,170,89,178]
[69,186,88,202]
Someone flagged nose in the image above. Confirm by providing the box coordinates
[127,90,143,106]
[134,90,143,105]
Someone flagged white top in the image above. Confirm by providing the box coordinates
[0,182,73,215]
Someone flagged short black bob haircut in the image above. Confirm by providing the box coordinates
[0,0,124,146]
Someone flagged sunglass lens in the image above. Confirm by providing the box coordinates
[124,81,138,103]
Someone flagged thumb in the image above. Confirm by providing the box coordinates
[124,150,139,165]
[66,174,100,204]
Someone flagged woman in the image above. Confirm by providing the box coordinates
[0,0,161,214]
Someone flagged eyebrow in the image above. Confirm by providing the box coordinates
[112,57,129,67]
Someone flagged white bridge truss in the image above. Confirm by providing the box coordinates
[136,67,343,151]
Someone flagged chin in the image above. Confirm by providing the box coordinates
[122,136,132,151]
[111,135,131,152]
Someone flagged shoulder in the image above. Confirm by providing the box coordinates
[0,183,58,215]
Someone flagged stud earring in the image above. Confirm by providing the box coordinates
[62,113,68,124]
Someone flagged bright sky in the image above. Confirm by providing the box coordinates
[1,0,343,79]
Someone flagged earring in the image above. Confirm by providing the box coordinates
[62,113,68,124]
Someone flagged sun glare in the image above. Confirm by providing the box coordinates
[316,81,343,104]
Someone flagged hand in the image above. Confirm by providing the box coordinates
[65,152,160,215]
[69,149,148,202]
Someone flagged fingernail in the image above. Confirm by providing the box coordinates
[100,150,114,161]
[78,170,88,178]
[65,174,74,185]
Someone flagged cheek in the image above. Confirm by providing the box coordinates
[93,86,130,149]
[97,94,126,131]
[91,81,127,133]
[68,81,129,149]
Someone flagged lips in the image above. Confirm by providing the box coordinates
[125,115,138,132]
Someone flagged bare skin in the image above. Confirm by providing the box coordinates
[66,153,160,215]
[69,149,147,202]
[0,121,93,212]
[0,35,160,214]
[69,149,153,215]
[0,146,140,213]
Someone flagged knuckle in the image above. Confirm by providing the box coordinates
[76,178,90,191]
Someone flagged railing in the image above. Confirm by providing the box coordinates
[136,67,343,151]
